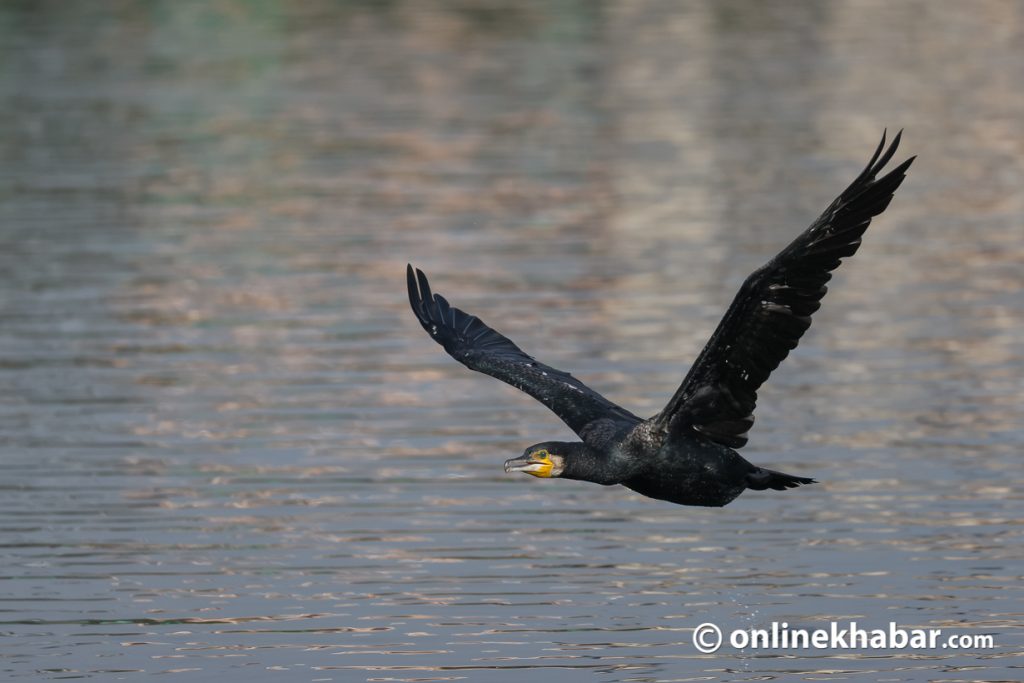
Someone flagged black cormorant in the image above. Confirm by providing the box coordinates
[407,132,914,507]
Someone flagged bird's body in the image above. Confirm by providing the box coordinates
[520,421,810,507]
[407,132,914,507]
[620,427,757,507]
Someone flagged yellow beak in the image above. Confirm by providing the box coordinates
[504,451,553,478]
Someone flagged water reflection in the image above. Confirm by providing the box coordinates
[1,0,1022,681]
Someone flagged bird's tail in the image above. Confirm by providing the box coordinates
[747,467,816,491]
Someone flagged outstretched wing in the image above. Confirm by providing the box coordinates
[652,131,915,449]
[407,265,641,438]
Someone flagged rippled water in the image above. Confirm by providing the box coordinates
[2,1,1022,681]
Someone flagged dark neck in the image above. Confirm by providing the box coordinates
[561,443,630,486]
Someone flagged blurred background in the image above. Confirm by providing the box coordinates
[1,1,1021,681]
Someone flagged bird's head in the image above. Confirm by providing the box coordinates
[504,442,571,478]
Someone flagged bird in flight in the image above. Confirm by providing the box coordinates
[407,132,913,507]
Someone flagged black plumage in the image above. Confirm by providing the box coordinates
[407,132,914,507]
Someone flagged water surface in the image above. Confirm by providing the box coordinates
[1,1,1022,681]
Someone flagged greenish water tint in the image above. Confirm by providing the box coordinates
[1,1,1022,681]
